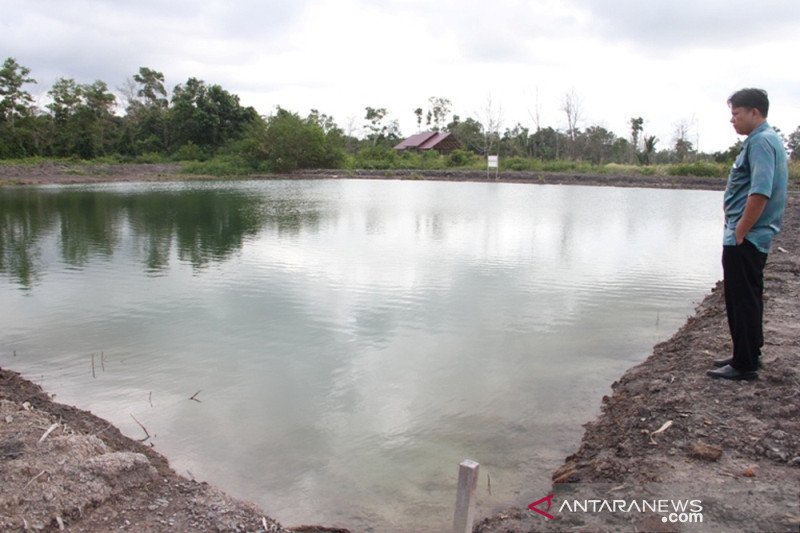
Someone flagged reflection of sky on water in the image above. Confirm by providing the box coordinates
[0,180,723,531]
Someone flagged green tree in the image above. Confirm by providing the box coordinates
[577,125,619,164]
[642,135,658,165]
[413,107,423,132]
[47,78,84,156]
[786,125,800,161]
[713,140,743,163]
[363,106,400,146]
[530,127,566,160]
[243,107,344,172]
[133,67,168,109]
[168,77,257,154]
[122,67,169,155]
[447,115,484,155]
[501,123,531,157]
[0,58,36,128]
[0,57,39,157]
[47,78,118,158]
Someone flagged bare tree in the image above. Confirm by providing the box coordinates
[629,117,644,164]
[476,94,503,156]
[562,90,583,159]
[428,96,452,131]
[672,118,696,162]
[117,77,139,113]
[561,90,582,142]
[526,86,542,158]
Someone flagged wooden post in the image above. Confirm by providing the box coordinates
[453,459,480,533]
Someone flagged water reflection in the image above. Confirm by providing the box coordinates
[0,180,724,531]
[0,184,325,285]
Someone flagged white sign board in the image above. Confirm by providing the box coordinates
[487,155,499,169]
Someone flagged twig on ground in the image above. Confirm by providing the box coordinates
[91,423,113,437]
[149,391,153,407]
[648,420,673,444]
[91,354,96,379]
[22,470,47,491]
[189,390,202,403]
[130,414,151,442]
[37,423,59,444]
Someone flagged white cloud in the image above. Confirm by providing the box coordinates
[1,0,798,151]
[568,0,800,50]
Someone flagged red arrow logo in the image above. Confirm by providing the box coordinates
[528,493,556,520]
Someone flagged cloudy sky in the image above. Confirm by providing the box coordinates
[3,0,799,152]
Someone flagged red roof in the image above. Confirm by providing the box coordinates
[394,131,454,150]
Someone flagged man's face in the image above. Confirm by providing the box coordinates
[730,106,761,136]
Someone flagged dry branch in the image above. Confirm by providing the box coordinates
[37,423,59,444]
[130,414,150,442]
[22,470,47,491]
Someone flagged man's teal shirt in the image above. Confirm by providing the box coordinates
[723,121,788,253]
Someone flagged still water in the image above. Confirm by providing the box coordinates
[0,179,722,531]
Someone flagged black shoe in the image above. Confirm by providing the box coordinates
[706,364,758,381]
[712,357,761,369]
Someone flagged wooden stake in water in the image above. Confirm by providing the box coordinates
[453,459,479,533]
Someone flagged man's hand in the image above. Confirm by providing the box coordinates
[735,194,769,244]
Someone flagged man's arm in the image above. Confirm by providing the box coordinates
[735,193,769,244]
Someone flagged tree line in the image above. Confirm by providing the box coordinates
[1,58,798,172]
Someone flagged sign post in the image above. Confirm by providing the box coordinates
[487,155,499,180]
[453,459,480,533]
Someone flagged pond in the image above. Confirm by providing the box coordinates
[0,179,723,532]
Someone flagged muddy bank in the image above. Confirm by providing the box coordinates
[1,164,797,532]
[0,371,290,532]
[0,162,728,191]
[0,162,185,185]
[292,168,729,191]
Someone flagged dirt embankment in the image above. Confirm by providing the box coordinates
[0,161,728,190]
[1,164,798,532]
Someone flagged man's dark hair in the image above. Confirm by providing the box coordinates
[728,88,769,117]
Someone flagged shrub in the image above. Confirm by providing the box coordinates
[172,142,208,162]
[447,149,475,167]
[502,157,532,171]
[352,146,399,169]
[789,161,799,182]
[668,161,726,177]
[182,155,252,176]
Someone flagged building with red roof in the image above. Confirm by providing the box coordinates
[394,131,461,154]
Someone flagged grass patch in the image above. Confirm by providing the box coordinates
[789,161,800,182]
[182,155,257,177]
[666,161,727,178]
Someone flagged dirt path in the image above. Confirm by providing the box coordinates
[1,165,798,532]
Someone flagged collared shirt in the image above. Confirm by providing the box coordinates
[723,121,789,253]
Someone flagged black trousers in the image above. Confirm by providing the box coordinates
[722,240,768,372]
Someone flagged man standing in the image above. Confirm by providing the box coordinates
[708,88,788,381]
